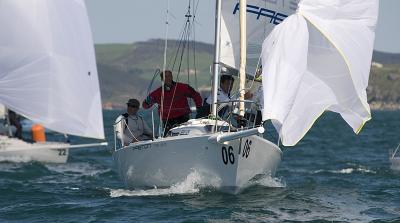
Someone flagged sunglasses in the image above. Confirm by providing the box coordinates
[128,105,139,108]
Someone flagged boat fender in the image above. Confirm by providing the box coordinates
[31,124,46,142]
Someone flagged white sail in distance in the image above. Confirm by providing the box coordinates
[220,0,298,76]
[261,0,379,146]
[0,0,105,139]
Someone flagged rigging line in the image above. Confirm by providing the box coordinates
[192,0,198,90]
[186,12,191,85]
[167,18,187,70]
[162,22,190,137]
[145,69,161,97]
[169,19,189,72]
[187,0,192,85]
[161,0,198,136]
[171,0,191,73]
[160,0,170,136]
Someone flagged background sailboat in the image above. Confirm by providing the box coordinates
[390,143,400,171]
[0,0,106,163]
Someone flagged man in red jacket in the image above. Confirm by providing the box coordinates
[142,70,202,135]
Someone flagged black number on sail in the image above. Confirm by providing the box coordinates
[222,146,235,165]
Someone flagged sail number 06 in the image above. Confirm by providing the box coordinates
[221,146,235,165]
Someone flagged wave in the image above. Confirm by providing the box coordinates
[109,170,208,197]
[313,167,376,174]
[45,162,110,177]
[0,155,34,163]
[109,170,286,197]
[246,173,286,188]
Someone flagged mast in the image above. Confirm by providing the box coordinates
[239,0,246,116]
[211,0,222,119]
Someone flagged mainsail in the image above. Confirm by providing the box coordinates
[261,0,379,146]
[0,0,104,139]
[220,0,298,75]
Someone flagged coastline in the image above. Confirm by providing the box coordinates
[369,102,400,111]
[102,102,400,111]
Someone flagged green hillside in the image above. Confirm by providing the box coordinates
[95,39,214,107]
[368,63,400,109]
[96,39,400,110]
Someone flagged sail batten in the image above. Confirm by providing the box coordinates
[0,0,104,139]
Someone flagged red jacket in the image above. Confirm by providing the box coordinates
[143,82,202,120]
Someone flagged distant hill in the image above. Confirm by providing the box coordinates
[372,51,400,64]
[95,39,214,107]
[95,39,400,110]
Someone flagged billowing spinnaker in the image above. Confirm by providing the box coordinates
[0,0,105,139]
[220,0,298,76]
[261,0,379,146]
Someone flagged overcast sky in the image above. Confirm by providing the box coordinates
[85,0,400,53]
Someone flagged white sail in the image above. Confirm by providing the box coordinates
[0,104,4,119]
[261,0,379,146]
[0,0,104,139]
[220,0,298,75]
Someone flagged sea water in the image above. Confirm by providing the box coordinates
[0,110,399,222]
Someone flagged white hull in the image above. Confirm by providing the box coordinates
[0,136,69,163]
[113,134,281,193]
[390,157,400,171]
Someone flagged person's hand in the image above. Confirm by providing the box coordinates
[244,91,253,99]
[144,96,153,105]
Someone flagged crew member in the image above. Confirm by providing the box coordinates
[142,70,202,135]
[122,99,153,145]
[203,75,253,118]
[8,110,22,139]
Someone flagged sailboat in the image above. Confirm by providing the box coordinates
[0,0,106,163]
[390,144,400,171]
[113,0,379,193]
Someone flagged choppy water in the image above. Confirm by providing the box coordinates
[0,110,399,222]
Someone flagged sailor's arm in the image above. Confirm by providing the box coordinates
[186,85,203,108]
[142,90,159,109]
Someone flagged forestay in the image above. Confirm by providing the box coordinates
[220,0,298,76]
[261,0,379,146]
[0,0,104,139]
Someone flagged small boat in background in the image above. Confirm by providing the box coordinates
[390,144,400,171]
[0,0,107,163]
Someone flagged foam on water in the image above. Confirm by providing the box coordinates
[244,173,286,189]
[45,162,110,177]
[256,175,286,188]
[109,170,220,197]
[313,166,376,174]
[0,155,33,163]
